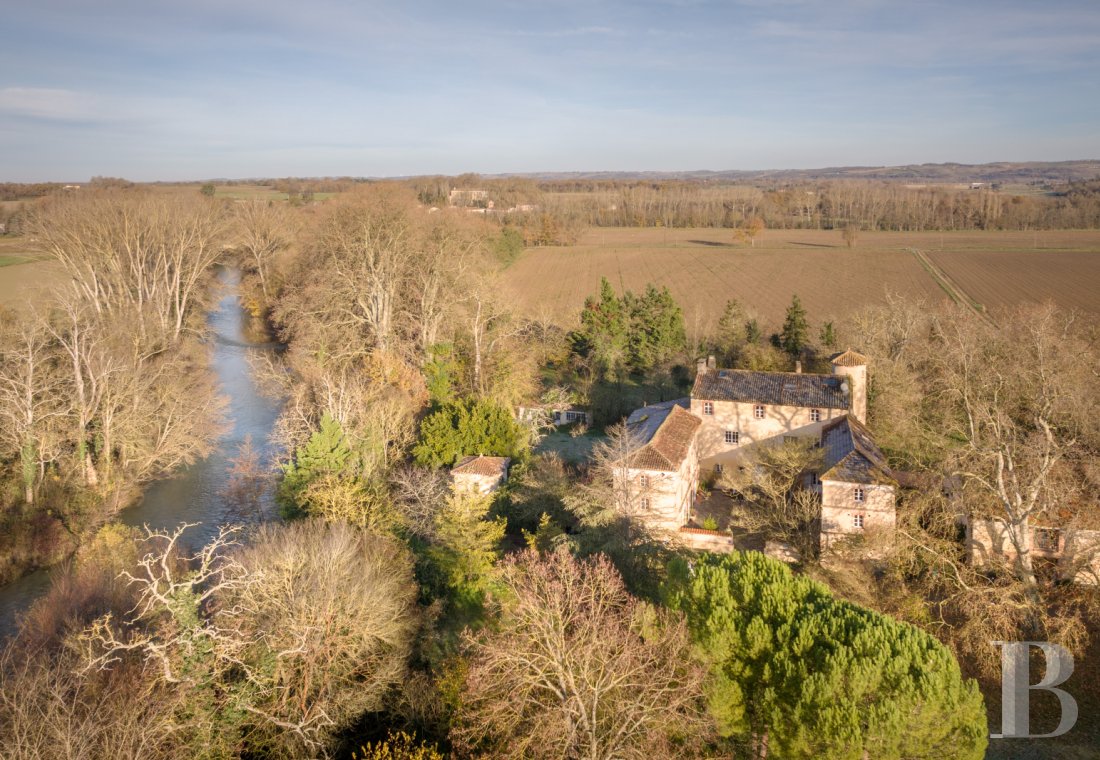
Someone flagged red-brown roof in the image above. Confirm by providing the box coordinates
[829,348,869,367]
[629,404,702,472]
[452,455,511,477]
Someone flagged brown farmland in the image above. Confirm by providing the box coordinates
[501,228,1100,328]
[926,233,1100,314]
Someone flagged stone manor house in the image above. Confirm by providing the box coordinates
[616,349,897,551]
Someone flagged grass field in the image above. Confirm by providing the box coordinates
[501,228,1100,328]
[0,239,64,309]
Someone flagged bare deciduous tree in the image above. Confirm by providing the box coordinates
[453,548,706,760]
[31,191,229,346]
[233,200,300,302]
[720,438,824,558]
[78,521,419,758]
[928,304,1098,596]
[0,311,67,504]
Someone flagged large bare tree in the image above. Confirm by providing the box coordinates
[453,548,706,759]
[31,191,228,346]
[928,304,1098,595]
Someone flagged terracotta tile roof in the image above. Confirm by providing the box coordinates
[819,416,895,486]
[452,455,511,478]
[692,368,849,409]
[626,402,701,472]
[829,348,869,367]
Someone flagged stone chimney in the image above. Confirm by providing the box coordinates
[829,348,869,424]
[707,355,716,370]
[794,360,802,374]
[696,357,708,376]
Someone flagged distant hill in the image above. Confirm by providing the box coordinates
[483,160,1100,185]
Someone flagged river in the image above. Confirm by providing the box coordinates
[0,268,283,637]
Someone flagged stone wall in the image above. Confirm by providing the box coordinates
[968,516,1100,585]
[690,398,845,470]
[820,480,895,548]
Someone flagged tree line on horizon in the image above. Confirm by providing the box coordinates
[1,183,1097,758]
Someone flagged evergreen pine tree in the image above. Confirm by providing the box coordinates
[780,294,809,357]
[745,318,763,345]
[665,552,988,760]
[578,277,628,377]
[716,299,747,364]
[413,399,528,468]
[278,413,353,513]
[428,492,506,614]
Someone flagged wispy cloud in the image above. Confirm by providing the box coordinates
[0,87,100,121]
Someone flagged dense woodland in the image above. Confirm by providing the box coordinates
[0,182,1097,758]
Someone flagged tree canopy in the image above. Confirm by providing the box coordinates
[413,399,528,468]
[665,551,987,760]
[574,277,686,376]
[779,294,809,357]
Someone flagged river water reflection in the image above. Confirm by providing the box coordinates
[0,268,283,637]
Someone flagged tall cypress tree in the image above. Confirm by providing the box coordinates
[780,294,809,357]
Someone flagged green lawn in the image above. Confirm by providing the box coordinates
[534,428,605,463]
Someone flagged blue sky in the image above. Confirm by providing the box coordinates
[1,0,1098,181]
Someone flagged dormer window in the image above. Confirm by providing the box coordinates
[810,408,821,422]
[754,405,766,419]
[854,487,865,504]
[703,401,714,415]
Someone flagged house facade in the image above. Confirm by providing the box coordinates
[451,455,511,495]
[616,400,702,531]
[690,348,869,476]
[817,415,897,548]
[616,349,896,550]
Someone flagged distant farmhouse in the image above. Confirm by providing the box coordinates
[616,349,896,552]
[448,188,490,208]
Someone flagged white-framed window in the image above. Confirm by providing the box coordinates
[810,408,821,422]
[853,513,865,529]
[639,474,649,489]
[714,463,724,474]
[703,401,714,415]
[724,430,739,445]
[754,404,766,419]
[854,487,865,503]
[641,497,651,510]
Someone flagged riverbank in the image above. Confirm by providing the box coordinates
[0,269,284,635]
[0,483,141,586]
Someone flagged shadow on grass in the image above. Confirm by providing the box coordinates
[688,239,733,248]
